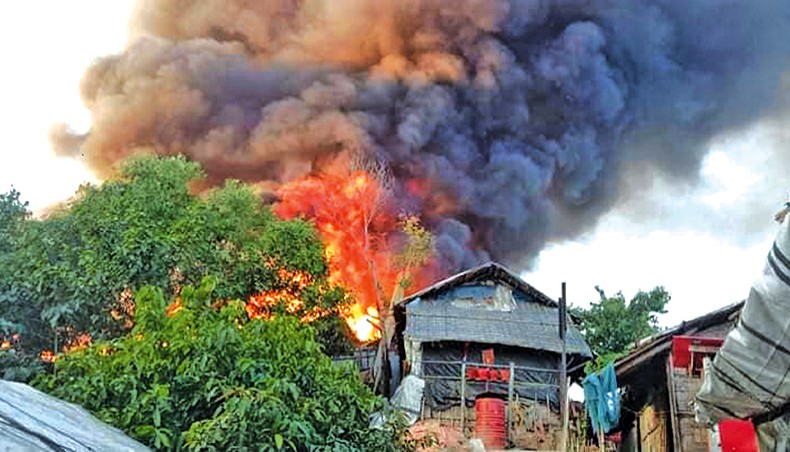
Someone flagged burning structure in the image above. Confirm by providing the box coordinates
[50,1,790,333]
[393,262,592,449]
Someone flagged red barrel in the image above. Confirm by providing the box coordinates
[475,396,506,449]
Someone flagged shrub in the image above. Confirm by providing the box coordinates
[35,278,395,451]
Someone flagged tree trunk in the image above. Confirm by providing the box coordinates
[372,337,391,395]
[372,271,406,395]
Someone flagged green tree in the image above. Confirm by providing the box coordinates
[0,188,29,253]
[372,215,434,394]
[0,155,351,380]
[34,278,400,451]
[571,286,670,362]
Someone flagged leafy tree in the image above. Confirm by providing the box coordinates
[571,286,670,363]
[0,156,351,380]
[0,188,29,253]
[373,215,434,393]
[34,278,402,451]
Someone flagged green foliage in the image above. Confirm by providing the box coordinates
[34,278,398,451]
[0,189,35,378]
[571,286,670,361]
[0,155,351,380]
[0,188,29,254]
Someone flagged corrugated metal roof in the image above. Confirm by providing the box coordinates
[614,300,744,378]
[400,261,557,307]
[405,298,591,356]
[400,262,592,357]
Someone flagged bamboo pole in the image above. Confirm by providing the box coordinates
[507,361,515,445]
[560,282,569,451]
[666,355,682,452]
[599,429,606,451]
[461,361,467,434]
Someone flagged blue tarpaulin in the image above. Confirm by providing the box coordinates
[583,363,620,435]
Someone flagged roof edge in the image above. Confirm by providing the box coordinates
[615,300,745,374]
[399,261,558,307]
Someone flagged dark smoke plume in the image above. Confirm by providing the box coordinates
[53,0,790,272]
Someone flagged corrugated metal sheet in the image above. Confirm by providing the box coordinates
[404,294,591,357]
[0,381,150,451]
[400,262,557,308]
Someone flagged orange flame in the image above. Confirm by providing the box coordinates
[40,350,57,363]
[344,304,381,343]
[246,268,330,323]
[63,333,92,353]
[274,171,398,342]
[274,170,440,343]
[166,298,184,316]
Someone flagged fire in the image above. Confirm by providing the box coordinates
[274,171,399,342]
[246,268,330,322]
[274,170,438,343]
[40,350,57,363]
[344,305,381,343]
[63,333,92,353]
[166,299,184,316]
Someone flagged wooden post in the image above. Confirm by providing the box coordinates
[507,361,515,445]
[666,354,682,452]
[599,429,606,451]
[460,361,467,435]
[559,282,569,451]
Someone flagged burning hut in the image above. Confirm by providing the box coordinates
[393,262,592,449]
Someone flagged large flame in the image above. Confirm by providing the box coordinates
[245,267,331,322]
[274,170,424,343]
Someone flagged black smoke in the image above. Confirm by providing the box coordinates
[53,0,790,272]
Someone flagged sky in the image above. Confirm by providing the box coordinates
[0,1,784,329]
[0,0,135,206]
[526,126,786,326]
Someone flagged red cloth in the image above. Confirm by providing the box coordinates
[719,419,758,452]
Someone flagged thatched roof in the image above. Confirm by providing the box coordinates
[399,262,592,357]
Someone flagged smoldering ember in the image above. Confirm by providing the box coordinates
[2,0,790,451]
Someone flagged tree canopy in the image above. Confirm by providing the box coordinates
[571,286,670,363]
[34,278,403,451]
[0,188,29,254]
[0,155,351,380]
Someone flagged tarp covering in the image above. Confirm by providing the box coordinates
[696,215,790,448]
[373,375,425,427]
[419,342,559,410]
[583,363,619,435]
[0,380,150,451]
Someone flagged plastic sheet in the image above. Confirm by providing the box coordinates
[0,380,150,451]
[370,375,425,429]
[420,342,559,410]
[391,375,425,425]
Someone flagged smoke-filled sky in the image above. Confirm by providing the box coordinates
[2,1,790,325]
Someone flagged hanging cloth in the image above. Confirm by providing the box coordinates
[583,363,620,435]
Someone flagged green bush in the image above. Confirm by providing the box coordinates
[0,155,353,380]
[35,278,395,451]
